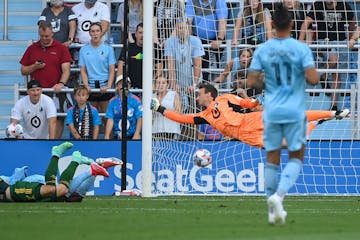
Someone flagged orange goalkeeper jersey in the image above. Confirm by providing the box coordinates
[164,94,265,148]
[164,93,334,149]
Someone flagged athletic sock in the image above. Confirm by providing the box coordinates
[264,162,279,199]
[45,156,59,186]
[277,158,302,198]
[76,176,96,196]
[59,162,79,188]
[68,169,92,195]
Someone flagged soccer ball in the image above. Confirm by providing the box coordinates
[193,149,212,167]
[5,123,24,139]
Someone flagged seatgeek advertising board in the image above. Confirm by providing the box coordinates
[0,140,359,195]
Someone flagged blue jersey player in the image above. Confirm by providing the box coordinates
[248,3,319,225]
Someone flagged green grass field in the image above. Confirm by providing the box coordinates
[1,196,359,240]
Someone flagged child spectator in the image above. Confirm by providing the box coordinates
[66,85,102,140]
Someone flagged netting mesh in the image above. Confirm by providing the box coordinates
[150,0,360,195]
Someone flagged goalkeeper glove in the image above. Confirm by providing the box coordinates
[150,98,160,111]
[150,98,166,114]
[251,95,264,105]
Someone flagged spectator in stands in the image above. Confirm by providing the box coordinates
[79,22,116,119]
[164,20,204,112]
[186,0,228,82]
[299,0,356,111]
[117,0,143,43]
[104,75,143,140]
[232,0,272,45]
[153,0,185,79]
[346,25,360,109]
[213,48,253,88]
[10,80,57,139]
[283,0,307,40]
[20,21,72,139]
[152,76,182,140]
[117,23,146,90]
[38,0,77,47]
[65,84,102,140]
[230,70,263,112]
[72,0,110,44]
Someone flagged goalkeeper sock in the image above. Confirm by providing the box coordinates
[45,156,59,186]
[59,161,79,188]
[264,162,279,199]
[277,158,302,198]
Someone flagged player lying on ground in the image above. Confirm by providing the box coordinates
[151,83,349,149]
[0,142,122,202]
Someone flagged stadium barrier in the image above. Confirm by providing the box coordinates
[1,139,359,196]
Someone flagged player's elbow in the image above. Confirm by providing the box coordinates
[305,67,320,85]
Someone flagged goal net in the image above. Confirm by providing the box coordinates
[149,0,360,195]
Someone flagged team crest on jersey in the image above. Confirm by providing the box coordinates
[211,102,220,119]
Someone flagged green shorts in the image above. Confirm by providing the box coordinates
[9,181,43,202]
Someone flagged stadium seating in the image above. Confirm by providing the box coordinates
[0,0,357,139]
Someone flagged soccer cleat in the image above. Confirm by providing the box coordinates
[267,194,287,225]
[71,151,93,165]
[90,164,110,177]
[335,109,350,120]
[52,142,74,158]
[96,157,123,169]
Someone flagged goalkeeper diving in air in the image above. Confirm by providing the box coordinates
[150,83,349,149]
[0,142,122,202]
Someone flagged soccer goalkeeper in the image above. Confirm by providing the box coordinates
[0,142,122,202]
[151,83,349,149]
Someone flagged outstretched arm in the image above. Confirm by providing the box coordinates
[151,98,207,124]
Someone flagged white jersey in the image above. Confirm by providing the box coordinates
[152,91,181,135]
[72,2,110,44]
[11,94,57,139]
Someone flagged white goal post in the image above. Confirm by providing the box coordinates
[141,0,360,196]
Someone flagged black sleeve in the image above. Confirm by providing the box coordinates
[194,117,209,125]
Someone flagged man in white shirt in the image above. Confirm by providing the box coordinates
[10,80,57,139]
[72,0,110,44]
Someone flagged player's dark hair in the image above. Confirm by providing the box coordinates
[272,3,292,31]
[199,83,218,99]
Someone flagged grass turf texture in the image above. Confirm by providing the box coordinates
[0,196,359,240]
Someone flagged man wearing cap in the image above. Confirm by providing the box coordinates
[104,75,143,140]
[10,80,57,139]
[72,0,110,44]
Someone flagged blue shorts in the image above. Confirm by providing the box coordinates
[263,117,307,152]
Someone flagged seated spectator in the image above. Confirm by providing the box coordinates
[38,0,77,47]
[72,0,110,44]
[232,0,272,45]
[20,21,72,139]
[213,48,253,88]
[152,76,182,140]
[10,80,57,139]
[198,124,223,140]
[117,0,143,43]
[65,85,102,140]
[104,76,143,140]
[299,0,356,110]
[282,0,307,40]
[79,22,116,116]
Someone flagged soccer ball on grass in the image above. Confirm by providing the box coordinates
[5,123,24,139]
[193,148,212,167]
